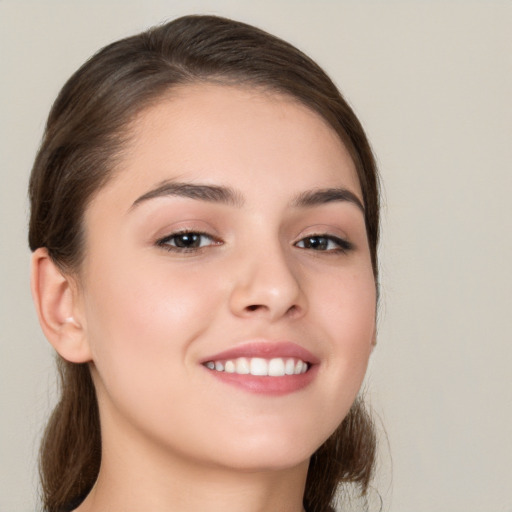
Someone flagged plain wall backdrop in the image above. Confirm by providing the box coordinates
[1,1,511,511]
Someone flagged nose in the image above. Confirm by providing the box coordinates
[228,242,306,321]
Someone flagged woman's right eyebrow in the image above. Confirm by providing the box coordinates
[129,181,244,211]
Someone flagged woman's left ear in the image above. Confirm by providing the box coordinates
[30,248,92,363]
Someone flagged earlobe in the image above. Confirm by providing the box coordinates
[30,248,92,363]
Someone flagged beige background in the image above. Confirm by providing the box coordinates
[1,1,511,511]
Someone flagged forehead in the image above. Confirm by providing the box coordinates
[99,83,362,208]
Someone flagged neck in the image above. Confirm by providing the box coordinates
[74,416,309,512]
[79,461,308,512]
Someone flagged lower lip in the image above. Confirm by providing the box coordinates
[203,365,318,396]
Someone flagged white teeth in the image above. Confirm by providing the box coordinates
[250,357,268,376]
[285,358,295,375]
[205,357,309,376]
[268,358,285,377]
[296,360,308,374]
[235,357,250,374]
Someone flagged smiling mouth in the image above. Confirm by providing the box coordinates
[203,357,310,377]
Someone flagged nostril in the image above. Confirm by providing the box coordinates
[244,303,299,316]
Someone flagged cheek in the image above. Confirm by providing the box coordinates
[81,254,231,450]
[82,254,221,390]
[312,266,376,389]
[317,263,376,333]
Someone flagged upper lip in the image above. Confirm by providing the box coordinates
[201,341,320,365]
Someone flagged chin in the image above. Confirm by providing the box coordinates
[204,424,329,473]
[213,448,312,474]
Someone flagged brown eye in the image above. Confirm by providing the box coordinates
[157,232,219,252]
[172,233,203,248]
[295,235,352,253]
[299,236,329,250]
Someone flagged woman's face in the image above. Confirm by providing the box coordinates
[77,84,376,472]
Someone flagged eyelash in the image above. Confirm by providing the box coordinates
[156,231,353,254]
[156,231,221,253]
[294,234,353,254]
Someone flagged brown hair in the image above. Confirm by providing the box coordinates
[29,14,379,512]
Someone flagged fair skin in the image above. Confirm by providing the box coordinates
[32,84,376,512]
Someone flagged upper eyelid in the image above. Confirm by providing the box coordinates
[160,228,213,237]
[156,226,220,241]
[294,230,351,243]
[295,233,352,246]
[293,221,349,237]
[157,230,219,243]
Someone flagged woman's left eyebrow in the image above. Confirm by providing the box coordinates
[291,188,365,212]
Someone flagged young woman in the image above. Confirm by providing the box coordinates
[29,14,380,512]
